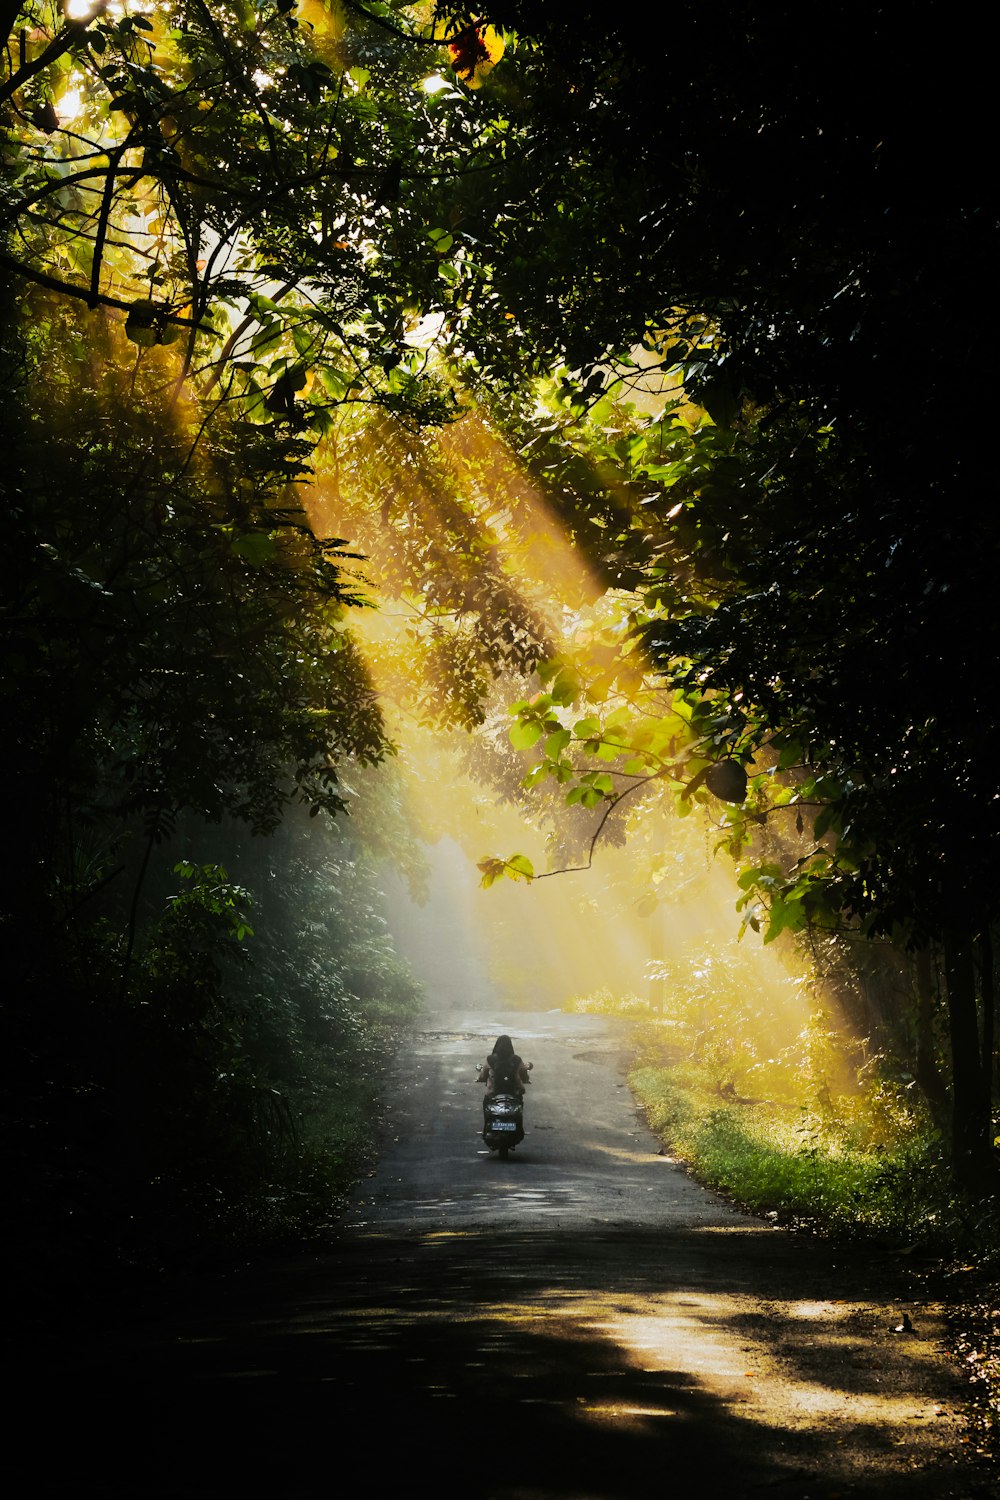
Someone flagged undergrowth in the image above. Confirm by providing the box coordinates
[630,1060,949,1246]
[566,982,999,1460]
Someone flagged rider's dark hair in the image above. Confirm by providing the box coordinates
[489,1034,521,1094]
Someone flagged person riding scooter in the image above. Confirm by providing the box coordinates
[478,1034,531,1126]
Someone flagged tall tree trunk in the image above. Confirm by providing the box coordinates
[980,928,995,1129]
[943,929,992,1187]
[913,945,948,1126]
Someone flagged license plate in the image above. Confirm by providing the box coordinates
[491,1120,517,1131]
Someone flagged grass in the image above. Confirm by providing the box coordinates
[631,1061,948,1245]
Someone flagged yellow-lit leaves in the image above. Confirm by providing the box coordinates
[448,24,505,89]
[510,690,694,812]
[572,715,601,743]
[736,857,841,943]
[547,666,581,706]
[477,853,534,888]
[566,771,614,809]
[628,716,681,764]
[508,693,562,750]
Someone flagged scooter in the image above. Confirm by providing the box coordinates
[482,1091,525,1160]
[481,1059,532,1160]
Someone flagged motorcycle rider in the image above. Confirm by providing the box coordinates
[478,1034,530,1126]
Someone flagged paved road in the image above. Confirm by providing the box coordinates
[346,1007,736,1234]
[14,1005,986,1498]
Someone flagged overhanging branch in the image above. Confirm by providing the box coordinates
[0,5,109,108]
[0,248,212,329]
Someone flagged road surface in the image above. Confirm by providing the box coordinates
[12,1004,987,1497]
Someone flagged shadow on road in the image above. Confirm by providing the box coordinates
[14,1226,980,1498]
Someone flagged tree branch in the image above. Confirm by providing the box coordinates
[0,5,108,108]
[535,769,671,880]
[202,275,301,394]
[0,0,23,54]
[186,0,283,171]
[0,248,212,328]
[341,0,447,46]
[89,143,123,306]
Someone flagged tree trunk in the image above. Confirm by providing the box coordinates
[980,929,995,1129]
[913,945,948,1126]
[943,929,993,1187]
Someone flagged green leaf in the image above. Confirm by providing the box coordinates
[777,739,804,770]
[292,325,315,356]
[509,719,544,750]
[813,806,839,840]
[317,367,350,401]
[231,532,277,564]
[249,322,283,356]
[763,893,809,943]
[549,669,580,706]
[308,406,334,437]
[762,906,787,944]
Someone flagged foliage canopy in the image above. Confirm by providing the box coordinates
[3,0,999,1232]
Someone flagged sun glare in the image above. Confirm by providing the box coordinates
[58,87,83,120]
[306,400,817,1066]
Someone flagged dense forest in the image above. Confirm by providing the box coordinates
[2,0,998,1326]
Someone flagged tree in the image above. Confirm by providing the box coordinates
[0,283,433,1280]
[1,3,484,1276]
[5,0,997,1207]
[1,287,387,938]
[415,3,998,1183]
[1,0,508,426]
